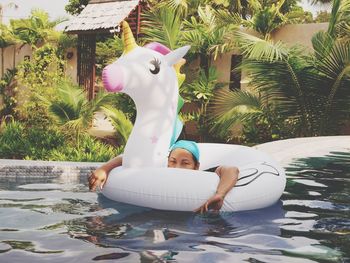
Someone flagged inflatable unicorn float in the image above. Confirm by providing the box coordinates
[101,21,286,212]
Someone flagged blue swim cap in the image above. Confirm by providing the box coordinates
[170,140,200,162]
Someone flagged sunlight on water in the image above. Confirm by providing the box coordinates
[0,151,349,262]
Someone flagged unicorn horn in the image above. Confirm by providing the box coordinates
[122,21,138,54]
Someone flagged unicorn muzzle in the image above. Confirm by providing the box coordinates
[102,63,125,92]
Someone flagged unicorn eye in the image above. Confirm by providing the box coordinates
[150,58,161,74]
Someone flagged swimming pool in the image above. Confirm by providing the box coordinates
[0,149,349,262]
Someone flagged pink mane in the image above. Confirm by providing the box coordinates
[145,42,171,55]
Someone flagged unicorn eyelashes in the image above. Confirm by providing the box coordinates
[149,58,161,75]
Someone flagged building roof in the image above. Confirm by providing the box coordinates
[64,0,140,34]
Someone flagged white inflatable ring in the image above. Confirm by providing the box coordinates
[102,143,286,212]
[101,23,285,212]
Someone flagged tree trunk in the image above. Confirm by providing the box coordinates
[199,52,210,79]
[1,47,4,78]
[13,44,16,69]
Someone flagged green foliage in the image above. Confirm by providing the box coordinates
[0,121,65,160]
[101,106,133,146]
[0,121,28,159]
[10,9,65,46]
[57,33,77,58]
[96,36,123,75]
[213,0,350,143]
[314,11,331,23]
[111,93,136,123]
[181,67,219,103]
[286,6,314,24]
[0,23,17,48]
[48,134,121,162]
[142,7,184,50]
[16,43,65,119]
[42,80,114,145]
[0,69,17,119]
[181,66,223,141]
[65,0,89,15]
[0,120,120,161]
[245,0,289,39]
[181,5,238,61]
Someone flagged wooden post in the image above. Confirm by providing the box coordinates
[77,34,96,100]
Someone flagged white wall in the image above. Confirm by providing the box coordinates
[0,43,77,82]
[212,23,329,89]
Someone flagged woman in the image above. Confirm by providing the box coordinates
[88,140,239,213]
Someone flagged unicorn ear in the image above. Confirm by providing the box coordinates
[164,46,191,66]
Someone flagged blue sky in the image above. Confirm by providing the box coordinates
[0,0,331,24]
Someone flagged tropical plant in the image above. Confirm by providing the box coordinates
[48,134,121,162]
[96,36,123,74]
[16,43,65,120]
[0,120,65,160]
[0,68,17,119]
[242,0,298,39]
[213,0,350,142]
[181,66,223,141]
[0,120,28,159]
[10,9,66,47]
[181,5,238,77]
[142,6,184,50]
[43,81,114,147]
[101,106,133,146]
[314,11,331,23]
[65,0,89,15]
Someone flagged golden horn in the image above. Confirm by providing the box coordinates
[122,21,137,54]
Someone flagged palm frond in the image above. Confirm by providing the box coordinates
[213,9,242,28]
[142,7,183,49]
[234,31,288,62]
[101,106,133,145]
[49,102,78,124]
[212,89,263,120]
[316,40,350,131]
[312,31,334,59]
[211,89,265,136]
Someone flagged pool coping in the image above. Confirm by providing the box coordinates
[0,159,103,178]
[1,136,349,177]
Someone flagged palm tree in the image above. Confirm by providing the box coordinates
[43,81,114,147]
[10,9,66,47]
[100,106,133,146]
[180,4,238,77]
[142,7,183,50]
[213,0,350,140]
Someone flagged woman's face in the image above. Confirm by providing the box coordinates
[168,148,199,170]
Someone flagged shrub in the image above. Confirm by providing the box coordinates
[0,121,28,159]
[48,134,121,162]
[0,120,66,159]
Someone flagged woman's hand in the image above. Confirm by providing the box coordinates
[194,193,225,214]
[88,168,108,191]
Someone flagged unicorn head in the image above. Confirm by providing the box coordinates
[102,21,190,168]
[103,21,189,108]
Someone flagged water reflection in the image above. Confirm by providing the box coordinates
[0,151,348,262]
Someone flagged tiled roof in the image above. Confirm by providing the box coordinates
[64,0,139,33]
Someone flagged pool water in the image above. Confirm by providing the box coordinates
[0,152,349,262]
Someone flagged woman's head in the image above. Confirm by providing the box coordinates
[168,140,200,170]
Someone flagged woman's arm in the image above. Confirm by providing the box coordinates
[88,155,123,191]
[195,166,239,213]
